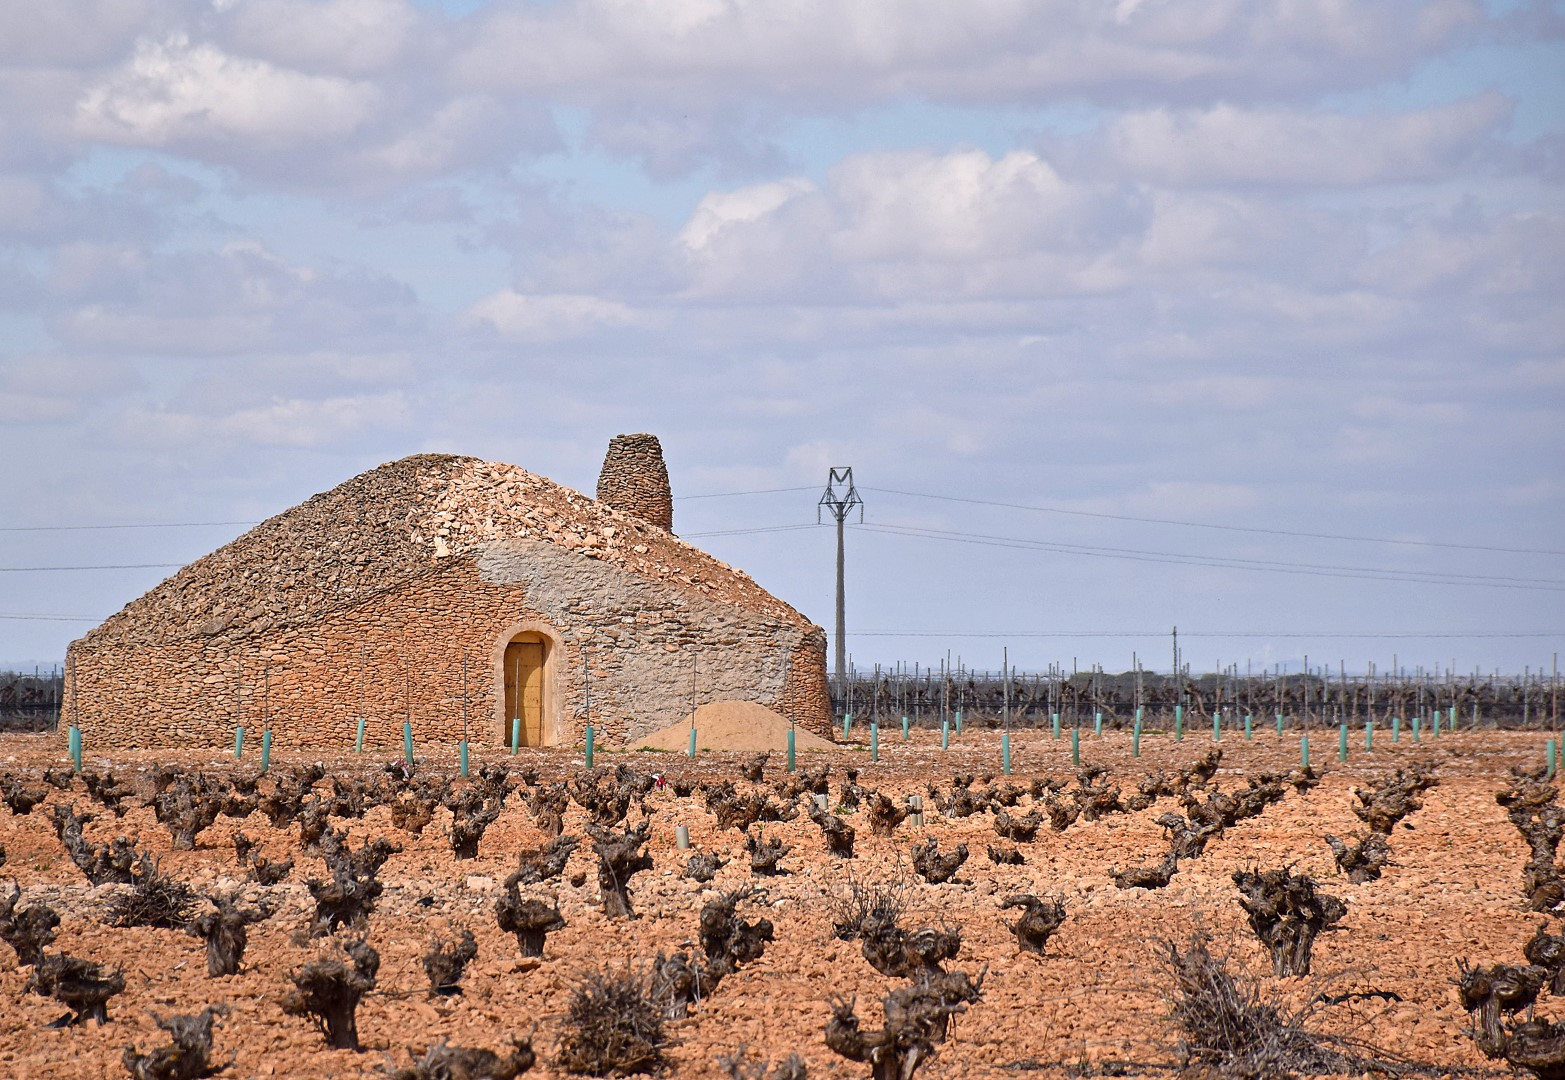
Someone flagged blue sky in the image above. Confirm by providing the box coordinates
[2,0,1562,678]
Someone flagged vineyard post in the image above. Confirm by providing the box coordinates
[1303,654,1310,731]
[67,651,81,771]
[900,660,910,739]
[253,659,268,760]
[845,657,855,739]
[954,655,963,734]
[941,654,948,734]
[1091,662,1100,735]
[1245,657,1253,737]
[1002,647,1012,775]
[689,652,698,757]
[354,643,366,753]
[403,656,414,768]
[509,651,521,755]
[1446,662,1455,732]
[459,652,469,779]
[234,653,242,762]
[261,658,274,770]
[1072,656,1079,732]
[1275,664,1283,736]
[1135,651,1147,738]
[63,656,78,768]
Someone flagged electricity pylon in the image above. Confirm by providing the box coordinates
[818,467,863,709]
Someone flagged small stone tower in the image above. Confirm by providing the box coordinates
[597,433,674,533]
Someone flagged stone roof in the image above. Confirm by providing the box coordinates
[80,454,815,649]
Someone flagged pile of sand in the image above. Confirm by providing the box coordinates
[634,700,837,753]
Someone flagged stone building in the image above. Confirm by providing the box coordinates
[63,437,833,749]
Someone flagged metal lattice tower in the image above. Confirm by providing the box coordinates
[818,467,863,708]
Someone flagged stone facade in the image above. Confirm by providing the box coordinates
[596,433,674,534]
[64,450,832,749]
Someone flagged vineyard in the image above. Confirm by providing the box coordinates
[7,664,1562,732]
[837,665,1562,730]
[0,727,1558,1078]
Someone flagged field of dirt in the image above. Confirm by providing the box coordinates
[0,726,1553,1079]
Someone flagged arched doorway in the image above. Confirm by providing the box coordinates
[497,626,556,747]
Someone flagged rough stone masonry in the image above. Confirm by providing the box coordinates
[597,432,675,534]
[64,441,832,750]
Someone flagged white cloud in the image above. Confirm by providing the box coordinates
[0,1,178,67]
[454,0,1484,107]
[42,239,420,355]
[678,178,816,251]
[671,148,1142,301]
[220,0,421,77]
[76,34,379,146]
[464,290,650,343]
[828,150,1115,262]
[221,390,410,446]
[118,389,411,448]
[1084,93,1511,187]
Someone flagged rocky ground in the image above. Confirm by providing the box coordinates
[0,726,1549,1078]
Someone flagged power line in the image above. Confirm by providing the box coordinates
[0,521,257,533]
[674,486,817,500]
[0,614,99,622]
[854,521,1565,591]
[849,629,1565,639]
[680,523,819,538]
[862,521,1560,585]
[0,563,186,572]
[865,486,1565,557]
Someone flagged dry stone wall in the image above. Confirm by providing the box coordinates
[477,539,818,742]
[66,549,831,750]
[64,450,832,749]
[596,433,674,533]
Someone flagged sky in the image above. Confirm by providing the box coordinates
[2,0,1563,680]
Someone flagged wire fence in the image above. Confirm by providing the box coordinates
[0,667,63,732]
[830,662,1563,731]
[4,660,1561,738]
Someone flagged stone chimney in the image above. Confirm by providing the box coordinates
[597,433,674,533]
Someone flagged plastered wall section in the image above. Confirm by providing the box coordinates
[64,540,833,750]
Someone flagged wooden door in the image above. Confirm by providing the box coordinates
[503,640,546,746]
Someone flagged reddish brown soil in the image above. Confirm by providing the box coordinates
[0,727,1546,1078]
